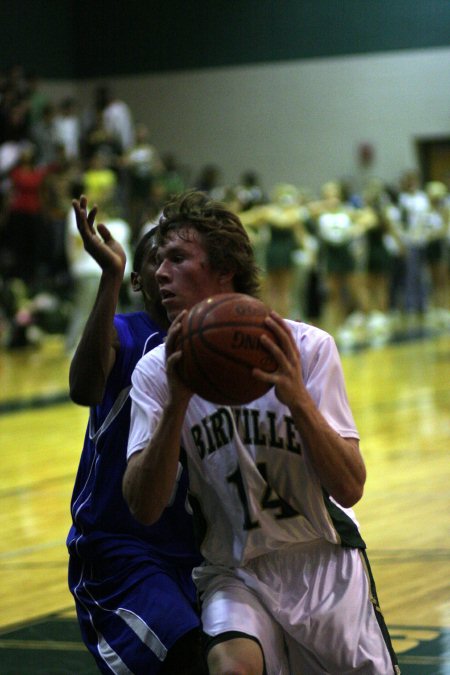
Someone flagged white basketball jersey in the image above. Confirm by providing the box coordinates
[128,321,363,567]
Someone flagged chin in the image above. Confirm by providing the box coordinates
[166,307,180,322]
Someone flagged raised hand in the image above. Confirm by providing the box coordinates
[72,195,126,278]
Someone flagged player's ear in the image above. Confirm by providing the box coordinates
[218,269,234,288]
[131,272,142,292]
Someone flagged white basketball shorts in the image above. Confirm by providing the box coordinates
[193,539,399,674]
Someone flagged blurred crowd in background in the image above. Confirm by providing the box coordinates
[1,65,449,352]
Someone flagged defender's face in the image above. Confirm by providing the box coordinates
[139,242,164,316]
[155,227,225,321]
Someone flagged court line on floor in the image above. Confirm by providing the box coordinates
[0,393,71,415]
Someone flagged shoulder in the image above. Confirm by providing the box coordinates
[131,343,166,396]
[285,319,333,348]
[115,312,163,336]
[135,342,166,372]
[285,319,339,366]
[114,312,166,363]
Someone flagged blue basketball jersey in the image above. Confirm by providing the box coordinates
[67,311,201,565]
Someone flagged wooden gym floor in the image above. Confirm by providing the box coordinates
[0,330,449,674]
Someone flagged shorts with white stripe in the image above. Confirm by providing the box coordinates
[70,554,201,674]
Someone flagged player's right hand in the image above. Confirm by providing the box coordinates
[165,311,194,405]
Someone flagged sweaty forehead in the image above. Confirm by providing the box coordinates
[166,225,199,241]
[158,226,202,250]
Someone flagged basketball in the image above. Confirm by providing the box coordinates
[175,293,279,405]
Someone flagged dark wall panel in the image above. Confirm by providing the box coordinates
[2,0,450,79]
[1,0,75,78]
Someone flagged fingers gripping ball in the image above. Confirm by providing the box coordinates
[176,293,279,405]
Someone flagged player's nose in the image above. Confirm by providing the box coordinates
[155,258,171,280]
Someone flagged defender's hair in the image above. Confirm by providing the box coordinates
[133,225,158,273]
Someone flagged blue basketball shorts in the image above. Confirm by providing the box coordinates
[69,553,201,674]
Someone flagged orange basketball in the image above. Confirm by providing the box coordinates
[175,293,279,405]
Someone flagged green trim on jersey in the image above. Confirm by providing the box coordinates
[323,490,366,549]
[188,491,208,553]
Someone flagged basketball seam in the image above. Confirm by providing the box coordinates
[187,304,243,404]
[197,328,276,370]
[180,294,275,405]
[193,298,276,371]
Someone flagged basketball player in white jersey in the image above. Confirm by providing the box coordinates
[123,190,400,674]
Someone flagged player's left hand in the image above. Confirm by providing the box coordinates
[164,311,194,406]
[253,312,306,408]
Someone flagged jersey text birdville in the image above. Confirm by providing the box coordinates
[190,406,303,458]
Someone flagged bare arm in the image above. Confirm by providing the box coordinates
[238,204,269,227]
[254,314,366,507]
[69,196,126,406]
[122,313,193,525]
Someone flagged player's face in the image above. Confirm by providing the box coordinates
[155,227,226,321]
[138,242,167,323]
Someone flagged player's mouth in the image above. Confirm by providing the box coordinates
[160,289,176,305]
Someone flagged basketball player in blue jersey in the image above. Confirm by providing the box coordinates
[123,191,400,674]
[67,196,206,674]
